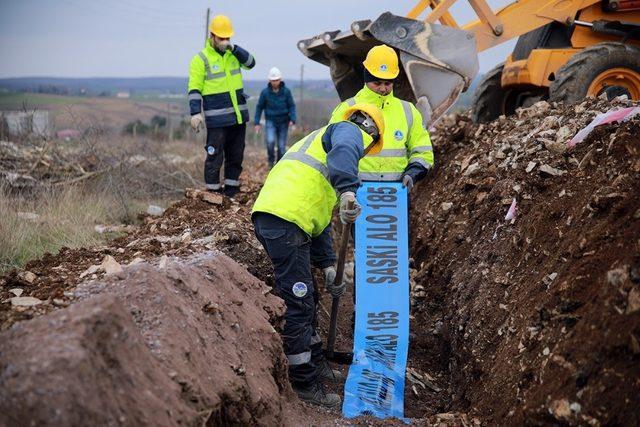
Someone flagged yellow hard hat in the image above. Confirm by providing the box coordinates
[363,45,400,80]
[210,15,234,38]
[342,103,385,155]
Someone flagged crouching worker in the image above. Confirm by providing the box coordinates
[251,103,385,408]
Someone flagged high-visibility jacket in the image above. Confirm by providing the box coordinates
[252,123,372,237]
[188,40,255,128]
[330,86,434,181]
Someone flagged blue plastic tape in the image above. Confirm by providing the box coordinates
[342,182,410,419]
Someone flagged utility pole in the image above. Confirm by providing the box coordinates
[204,8,210,46]
[167,102,172,141]
[299,64,304,130]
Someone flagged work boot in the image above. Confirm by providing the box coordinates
[293,382,341,409]
[223,185,240,197]
[318,360,343,383]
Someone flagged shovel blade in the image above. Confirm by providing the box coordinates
[298,12,479,125]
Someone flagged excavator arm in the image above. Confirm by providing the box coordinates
[409,0,602,52]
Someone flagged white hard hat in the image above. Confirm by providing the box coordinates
[268,67,282,81]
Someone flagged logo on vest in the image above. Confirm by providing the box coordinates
[394,130,404,141]
[207,146,215,155]
[292,282,308,298]
[379,64,388,72]
[212,64,220,71]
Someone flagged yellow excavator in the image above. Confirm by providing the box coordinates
[298,0,640,124]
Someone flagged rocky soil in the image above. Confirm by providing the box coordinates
[407,96,640,425]
[1,96,639,426]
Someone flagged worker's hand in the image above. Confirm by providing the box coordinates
[190,113,204,133]
[339,191,361,224]
[254,124,262,134]
[401,174,414,192]
[227,42,235,51]
[323,266,345,298]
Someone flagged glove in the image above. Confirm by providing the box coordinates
[323,266,345,298]
[227,42,235,51]
[401,174,414,192]
[339,191,361,224]
[190,113,204,133]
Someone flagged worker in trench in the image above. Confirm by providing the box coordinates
[328,44,435,313]
[188,15,256,197]
[251,103,385,409]
[330,44,434,189]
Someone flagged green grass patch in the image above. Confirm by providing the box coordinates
[0,92,86,109]
[0,186,120,273]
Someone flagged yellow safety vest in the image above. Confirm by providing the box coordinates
[252,124,372,237]
[330,86,434,181]
[188,40,248,126]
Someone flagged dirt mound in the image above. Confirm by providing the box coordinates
[0,252,296,426]
[407,97,640,425]
[0,170,271,330]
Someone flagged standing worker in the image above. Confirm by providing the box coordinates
[330,44,433,189]
[254,67,297,168]
[188,15,256,197]
[252,103,385,409]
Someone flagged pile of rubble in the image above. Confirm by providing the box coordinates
[0,140,97,189]
[407,95,640,424]
[0,184,271,329]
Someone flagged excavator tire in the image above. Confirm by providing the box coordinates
[550,42,640,103]
[471,63,507,123]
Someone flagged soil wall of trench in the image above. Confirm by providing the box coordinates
[406,97,640,425]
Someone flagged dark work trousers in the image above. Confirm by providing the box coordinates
[204,123,246,192]
[252,212,325,389]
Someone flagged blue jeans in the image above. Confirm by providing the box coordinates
[265,120,288,165]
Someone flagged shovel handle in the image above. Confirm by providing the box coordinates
[326,200,354,358]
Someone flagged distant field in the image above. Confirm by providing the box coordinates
[0,93,189,133]
[0,92,84,108]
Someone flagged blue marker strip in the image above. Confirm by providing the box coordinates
[342,182,410,420]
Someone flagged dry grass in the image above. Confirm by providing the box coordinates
[0,185,127,272]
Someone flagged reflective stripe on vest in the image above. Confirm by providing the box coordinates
[410,146,433,155]
[198,52,241,80]
[367,148,406,158]
[401,100,413,132]
[409,157,432,170]
[281,130,329,179]
[204,104,248,117]
[188,93,203,101]
[359,171,404,181]
[241,53,255,67]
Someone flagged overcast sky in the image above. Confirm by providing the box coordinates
[0,0,515,80]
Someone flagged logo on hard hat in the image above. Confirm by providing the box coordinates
[394,130,404,140]
[292,282,307,298]
[380,64,388,71]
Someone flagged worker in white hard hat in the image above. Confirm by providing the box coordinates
[188,15,256,197]
[254,67,297,168]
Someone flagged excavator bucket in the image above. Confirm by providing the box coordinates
[298,12,479,124]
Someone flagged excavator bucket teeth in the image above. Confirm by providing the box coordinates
[298,12,479,124]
